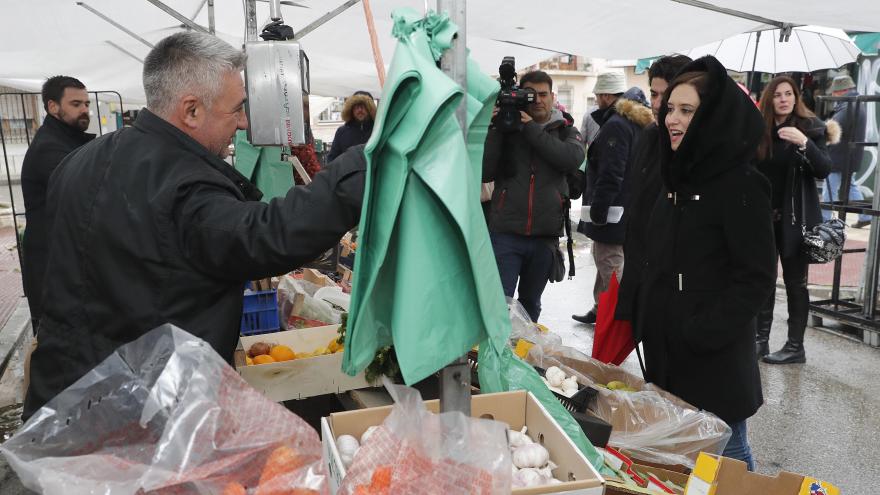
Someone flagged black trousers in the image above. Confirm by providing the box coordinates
[760,220,810,343]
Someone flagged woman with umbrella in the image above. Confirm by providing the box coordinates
[637,56,776,470]
[754,76,838,364]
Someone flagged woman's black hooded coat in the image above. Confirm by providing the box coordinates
[635,56,777,425]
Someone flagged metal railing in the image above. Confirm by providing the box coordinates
[811,94,880,344]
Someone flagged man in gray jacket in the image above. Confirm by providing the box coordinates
[482,71,584,322]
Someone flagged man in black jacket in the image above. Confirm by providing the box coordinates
[614,55,691,325]
[573,73,652,324]
[482,71,584,322]
[327,91,376,162]
[20,76,95,331]
[23,32,366,419]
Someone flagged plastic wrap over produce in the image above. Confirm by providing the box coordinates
[509,300,731,468]
[339,378,511,494]
[1,324,328,495]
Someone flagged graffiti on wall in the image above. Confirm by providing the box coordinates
[855,56,880,192]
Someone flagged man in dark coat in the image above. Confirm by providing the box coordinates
[483,70,584,322]
[20,76,95,331]
[573,74,652,324]
[326,91,376,162]
[614,55,692,325]
[823,75,870,227]
[23,32,366,420]
[638,56,776,469]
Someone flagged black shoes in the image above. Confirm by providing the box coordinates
[853,219,871,229]
[572,311,597,324]
[762,341,806,364]
[756,341,770,358]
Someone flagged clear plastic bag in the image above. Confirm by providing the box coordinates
[1,324,328,495]
[525,342,731,468]
[277,275,344,328]
[339,378,511,494]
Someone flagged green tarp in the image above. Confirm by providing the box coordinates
[342,8,609,475]
[232,130,295,202]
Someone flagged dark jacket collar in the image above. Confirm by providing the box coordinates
[133,108,262,201]
[42,115,95,145]
[591,102,619,127]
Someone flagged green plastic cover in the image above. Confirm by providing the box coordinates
[343,8,608,475]
[232,130,294,202]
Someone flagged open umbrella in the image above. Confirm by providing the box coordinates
[681,25,861,73]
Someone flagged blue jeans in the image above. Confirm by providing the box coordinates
[490,232,554,322]
[822,172,870,222]
[722,419,755,471]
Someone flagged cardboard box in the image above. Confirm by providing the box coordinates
[684,453,839,495]
[322,390,605,495]
[605,463,689,494]
[237,324,370,401]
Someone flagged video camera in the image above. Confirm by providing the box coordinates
[494,56,536,133]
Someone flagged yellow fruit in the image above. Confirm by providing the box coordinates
[607,380,627,391]
[253,354,276,365]
[514,339,534,359]
[246,356,254,366]
[328,338,342,353]
[334,347,344,353]
[270,345,296,362]
[314,346,329,356]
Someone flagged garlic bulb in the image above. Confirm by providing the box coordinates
[512,443,550,469]
[561,376,578,395]
[545,366,566,387]
[512,468,550,488]
[336,434,360,468]
[360,425,379,445]
[508,426,533,449]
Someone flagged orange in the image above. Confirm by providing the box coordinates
[269,344,295,362]
[253,354,276,365]
[245,356,254,366]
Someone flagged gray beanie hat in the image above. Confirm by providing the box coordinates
[829,75,856,93]
[594,72,627,95]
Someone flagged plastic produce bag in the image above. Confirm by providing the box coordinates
[277,275,344,327]
[1,324,328,494]
[339,378,510,494]
[526,342,731,468]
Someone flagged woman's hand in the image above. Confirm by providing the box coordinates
[777,126,808,148]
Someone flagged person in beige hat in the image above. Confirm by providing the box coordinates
[823,74,871,228]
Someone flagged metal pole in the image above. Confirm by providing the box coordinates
[749,30,761,93]
[269,0,282,21]
[0,106,23,268]
[105,41,145,64]
[207,0,215,34]
[437,0,470,416]
[294,0,361,41]
[245,0,259,42]
[362,0,386,87]
[20,95,32,146]
[143,0,210,33]
[93,92,103,137]
[77,2,155,49]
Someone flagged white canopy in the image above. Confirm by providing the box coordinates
[1,0,879,103]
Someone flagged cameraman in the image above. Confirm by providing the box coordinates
[482,71,584,322]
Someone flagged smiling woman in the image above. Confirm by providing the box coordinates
[636,55,777,472]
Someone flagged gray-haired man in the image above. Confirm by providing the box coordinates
[24,32,366,419]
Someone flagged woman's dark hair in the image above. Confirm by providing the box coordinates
[663,71,711,110]
[756,75,816,161]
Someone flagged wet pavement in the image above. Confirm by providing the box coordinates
[0,219,878,494]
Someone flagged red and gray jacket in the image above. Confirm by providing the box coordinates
[482,110,584,237]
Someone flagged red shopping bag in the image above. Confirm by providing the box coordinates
[591,271,635,365]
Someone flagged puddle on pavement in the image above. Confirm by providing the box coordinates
[0,403,23,442]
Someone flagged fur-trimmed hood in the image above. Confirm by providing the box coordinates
[824,119,842,145]
[615,98,654,130]
[341,94,376,123]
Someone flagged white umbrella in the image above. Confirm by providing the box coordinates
[681,25,861,73]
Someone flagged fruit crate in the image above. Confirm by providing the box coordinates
[241,289,280,336]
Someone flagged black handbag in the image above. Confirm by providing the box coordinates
[799,168,846,264]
